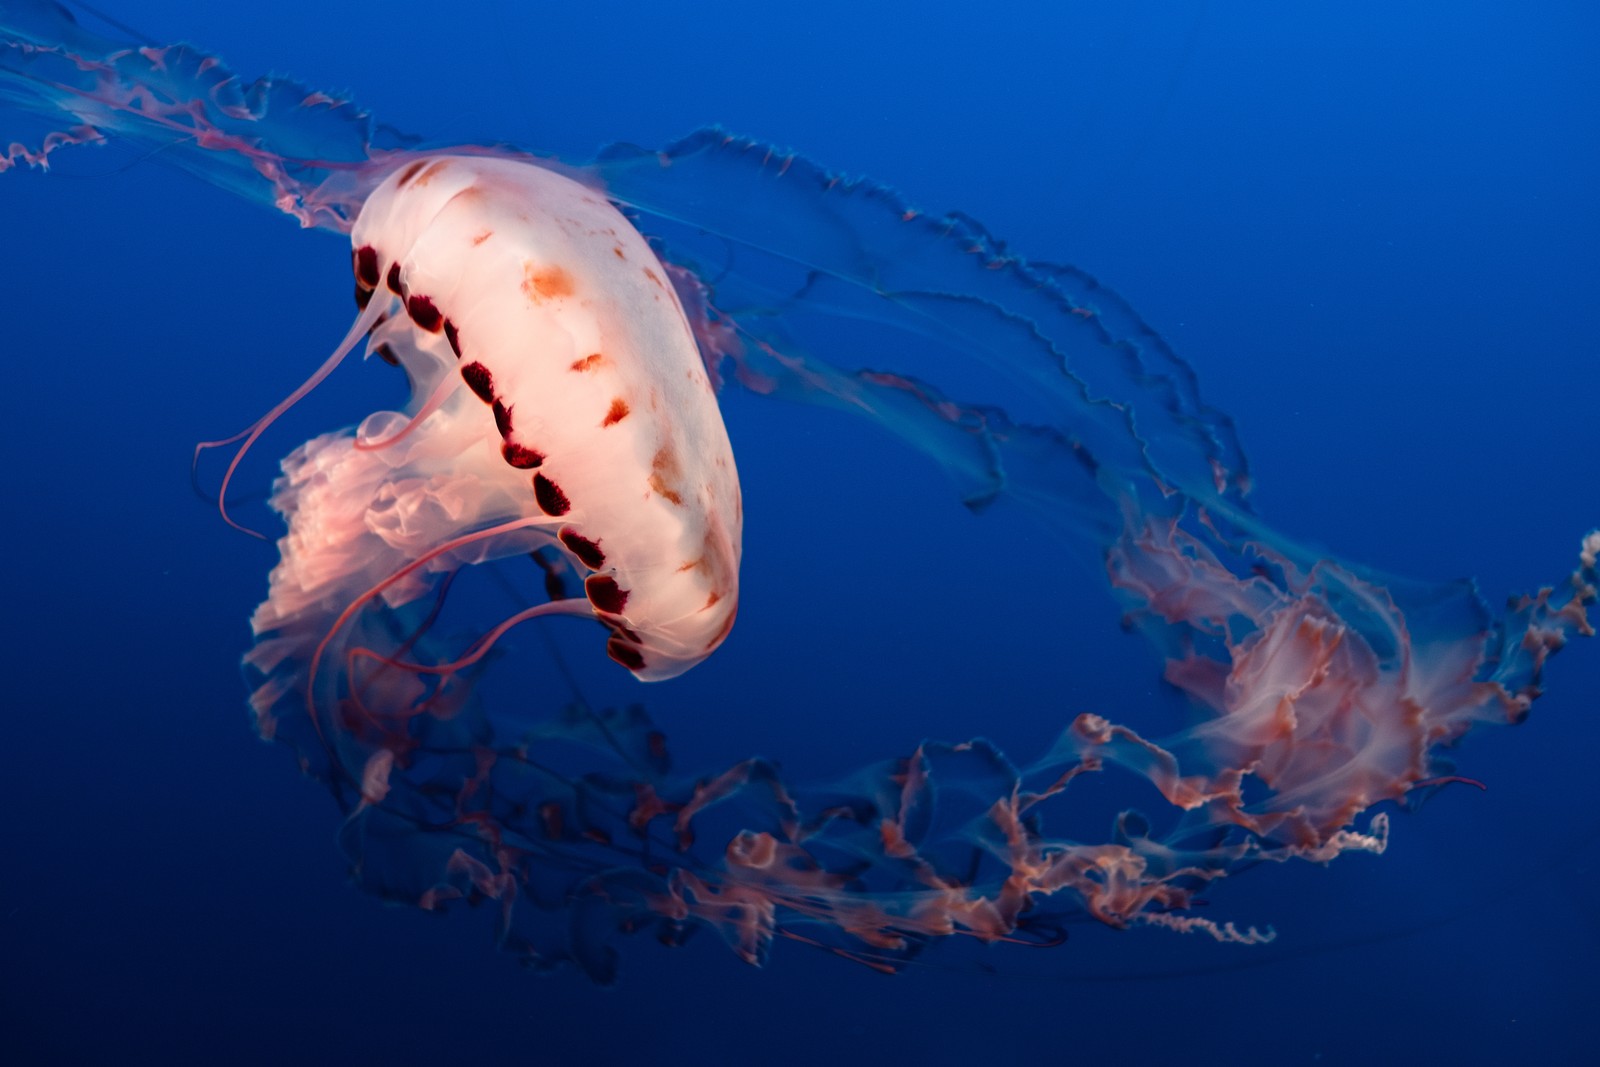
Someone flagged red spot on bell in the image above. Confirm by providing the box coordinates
[534,473,570,516]
[501,442,544,469]
[406,295,443,332]
[559,527,605,569]
[460,363,494,403]
[585,575,629,615]
[353,245,380,289]
[607,637,645,671]
[601,397,630,427]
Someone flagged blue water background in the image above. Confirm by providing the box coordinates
[4,1,1597,1063]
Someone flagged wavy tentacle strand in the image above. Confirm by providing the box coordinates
[591,130,1254,509]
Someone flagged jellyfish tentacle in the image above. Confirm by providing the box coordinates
[353,366,461,452]
[306,515,561,735]
[197,295,386,537]
[350,597,598,678]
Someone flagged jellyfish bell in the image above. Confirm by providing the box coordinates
[341,153,742,681]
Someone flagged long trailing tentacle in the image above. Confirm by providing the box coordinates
[195,295,385,537]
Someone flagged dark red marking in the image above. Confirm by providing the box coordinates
[374,343,399,367]
[559,527,605,569]
[385,262,404,295]
[607,637,645,671]
[492,400,514,438]
[501,442,544,469]
[443,319,461,358]
[585,575,629,615]
[460,363,494,403]
[406,295,442,332]
[533,473,570,516]
[353,244,380,289]
[354,283,372,310]
[601,397,630,427]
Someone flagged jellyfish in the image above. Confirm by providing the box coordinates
[257,152,742,694]
[3,0,1594,983]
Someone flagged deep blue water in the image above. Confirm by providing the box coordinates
[4,2,1598,1064]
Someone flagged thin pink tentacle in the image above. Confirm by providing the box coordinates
[306,515,559,736]
[351,598,597,677]
[344,570,463,730]
[198,296,387,537]
[353,368,460,452]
